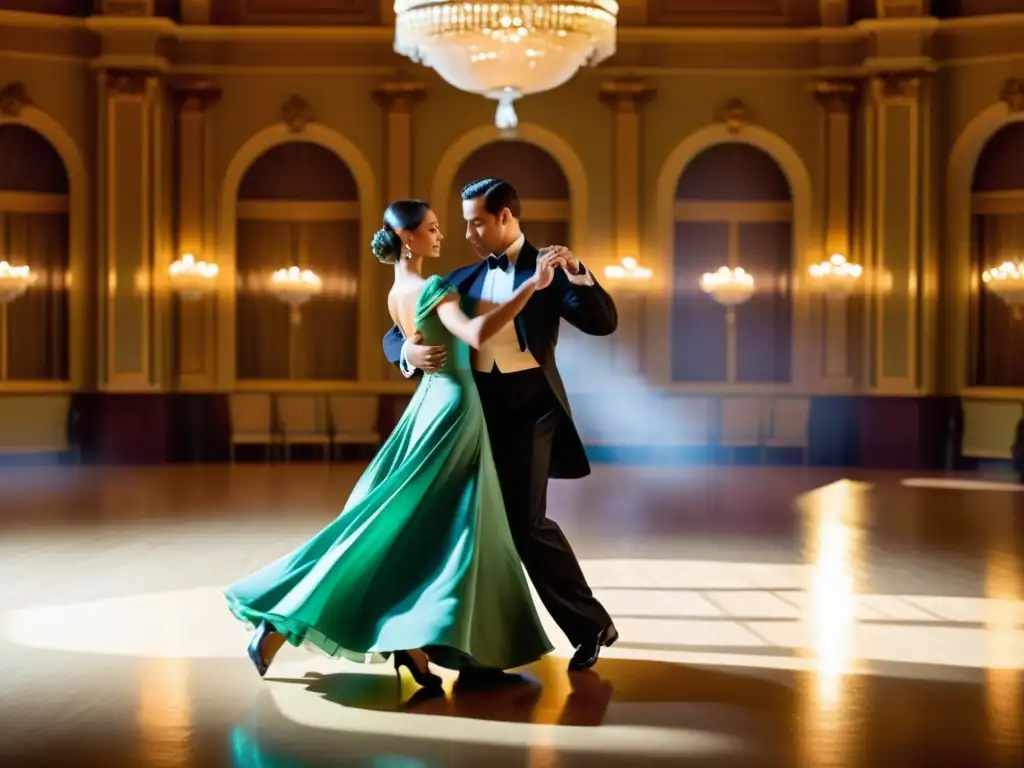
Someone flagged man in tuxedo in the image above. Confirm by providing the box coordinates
[382,178,619,674]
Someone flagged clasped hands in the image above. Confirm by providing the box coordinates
[404,245,581,374]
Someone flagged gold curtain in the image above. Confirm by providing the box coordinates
[972,213,1024,387]
[672,221,729,382]
[235,218,360,381]
[236,219,291,380]
[1,211,69,381]
[736,221,793,383]
[300,219,359,381]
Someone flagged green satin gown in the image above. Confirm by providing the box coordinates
[225,275,554,671]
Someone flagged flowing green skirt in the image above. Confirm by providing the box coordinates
[225,373,553,671]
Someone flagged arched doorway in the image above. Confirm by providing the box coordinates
[0,124,69,383]
[234,141,361,381]
[671,143,794,384]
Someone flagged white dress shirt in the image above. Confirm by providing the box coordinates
[472,234,539,373]
[399,235,592,377]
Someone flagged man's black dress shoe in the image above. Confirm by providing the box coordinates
[568,623,618,672]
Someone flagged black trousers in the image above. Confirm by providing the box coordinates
[473,367,611,645]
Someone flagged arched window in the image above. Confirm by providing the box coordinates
[234,141,360,381]
[671,143,794,384]
[0,124,69,383]
[969,122,1024,387]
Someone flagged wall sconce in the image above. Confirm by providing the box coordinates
[271,266,322,325]
[808,253,863,299]
[700,265,755,306]
[982,259,1024,319]
[0,260,36,304]
[169,253,219,301]
[604,256,653,282]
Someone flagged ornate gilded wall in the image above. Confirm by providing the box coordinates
[0,1,1022,464]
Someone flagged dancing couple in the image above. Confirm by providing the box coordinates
[224,178,619,690]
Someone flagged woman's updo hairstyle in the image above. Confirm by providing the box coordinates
[371,199,431,265]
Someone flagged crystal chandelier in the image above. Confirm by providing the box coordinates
[393,0,620,131]
[700,266,755,306]
[169,253,219,301]
[271,266,323,324]
[808,253,863,299]
[982,259,1024,318]
[0,260,35,304]
[604,256,652,281]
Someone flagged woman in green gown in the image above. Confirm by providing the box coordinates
[225,200,557,688]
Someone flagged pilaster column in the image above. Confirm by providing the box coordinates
[599,77,654,264]
[374,78,425,380]
[373,79,425,204]
[599,77,654,376]
[97,69,169,392]
[814,80,858,389]
[171,78,220,390]
[857,7,937,394]
[864,72,928,393]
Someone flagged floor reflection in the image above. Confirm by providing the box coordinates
[2,465,1023,767]
[264,664,615,728]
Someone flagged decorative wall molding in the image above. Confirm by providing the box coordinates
[171,76,221,112]
[0,82,31,119]
[100,0,154,15]
[106,71,155,97]
[1001,79,1023,113]
[653,122,813,388]
[280,95,313,133]
[372,77,425,114]
[812,80,858,113]
[719,99,749,134]
[0,101,90,389]
[218,121,379,387]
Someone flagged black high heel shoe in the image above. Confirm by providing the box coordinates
[246,621,274,678]
[393,650,442,688]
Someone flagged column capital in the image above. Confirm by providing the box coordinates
[871,71,924,100]
[373,78,426,113]
[105,70,161,97]
[599,77,655,113]
[812,80,859,113]
[170,76,221,112]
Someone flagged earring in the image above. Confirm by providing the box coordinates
[405,245,413,259]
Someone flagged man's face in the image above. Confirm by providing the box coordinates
[462,196,507,257]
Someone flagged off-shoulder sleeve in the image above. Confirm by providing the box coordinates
[414,274,458,325]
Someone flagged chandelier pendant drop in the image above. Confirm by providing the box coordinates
[393,0,620,132]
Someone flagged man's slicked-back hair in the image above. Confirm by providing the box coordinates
[460,177,521,219]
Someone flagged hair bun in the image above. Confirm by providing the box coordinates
[370,227,401,264]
